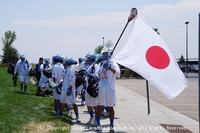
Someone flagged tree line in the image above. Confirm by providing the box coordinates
[1,30,19,63]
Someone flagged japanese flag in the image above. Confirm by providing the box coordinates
[113,16,188,99]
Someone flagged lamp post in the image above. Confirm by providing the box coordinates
[185,21,189,77]
[102,37,105,46]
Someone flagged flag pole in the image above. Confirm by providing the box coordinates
[112,8,137,53]
[198,13,200,132]
[146,80,150,115]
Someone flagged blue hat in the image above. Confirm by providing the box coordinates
[52,54,60,62]
[78,58,83,62]
[87,52,96,61]
[58,56,64,62]
[64,56,74,64]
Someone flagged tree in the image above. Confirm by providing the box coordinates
[94,45,104,54]
[1,30,19,63]
[153,28,160,35]
[178,55,185,64]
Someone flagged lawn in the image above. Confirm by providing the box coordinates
[0,67,71,133]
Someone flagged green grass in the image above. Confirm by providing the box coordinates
[0,67,72,133]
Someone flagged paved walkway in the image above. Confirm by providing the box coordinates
[116,78,198,122]
[70,84,199,133]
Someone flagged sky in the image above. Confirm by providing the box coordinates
[0,0,200,63]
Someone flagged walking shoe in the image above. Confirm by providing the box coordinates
[53,111,58,115]
[91,119,98,126]
[86,117,95,125]
[76,116,81,123]
[109,126,115,133]
[67,111,70,116]
[81,101,85,106]
[95,124,102,131]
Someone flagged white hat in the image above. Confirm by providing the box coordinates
[101,47,109,53]
[44,57,50,63]
[20,53,25,58]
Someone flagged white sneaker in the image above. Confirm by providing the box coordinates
[81,101,85,106]
[76,116,81,123]
[53,111,58,115]
[86,117,95,125]
[91,119,98,126]
[95,124,102,131]
[109,127,115,133]
[67,111,70,116]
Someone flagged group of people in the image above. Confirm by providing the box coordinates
[10,40,120,133]
[34,57,53,96]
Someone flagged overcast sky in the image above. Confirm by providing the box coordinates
[0,0,200,63]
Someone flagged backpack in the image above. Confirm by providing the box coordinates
[87,78,99,98]
[75,69,86,88]
[86,65,99,98]
[7,64,14,74]
[43,68,52,78]
[28,68,36,77]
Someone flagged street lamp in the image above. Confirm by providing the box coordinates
[185,21,189,77]
[102,37,105,46]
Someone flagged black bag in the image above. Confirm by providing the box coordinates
[43,68,52,78]
[36,91,45,97]
[28,68,36,77]
[75,69,86,88]
[86,65,99,98]
[86,78,99,98]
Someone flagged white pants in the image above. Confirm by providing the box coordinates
[38,76,48,88]
[20,74,28,84]
[53,89,60,100]
[97,87,116,107]
[85,92,97,107]
[60,88,76,105]
[60,87,67,103]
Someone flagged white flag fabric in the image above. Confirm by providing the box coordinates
[113,17,188,99]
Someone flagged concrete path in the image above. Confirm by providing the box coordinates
[70,83,198,133]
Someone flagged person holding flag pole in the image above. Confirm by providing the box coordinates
[94,41,120,132]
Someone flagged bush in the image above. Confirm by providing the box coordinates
[120,67,142,78]
[124,68,131,78]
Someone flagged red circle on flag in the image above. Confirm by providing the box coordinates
[146,46,170,69]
